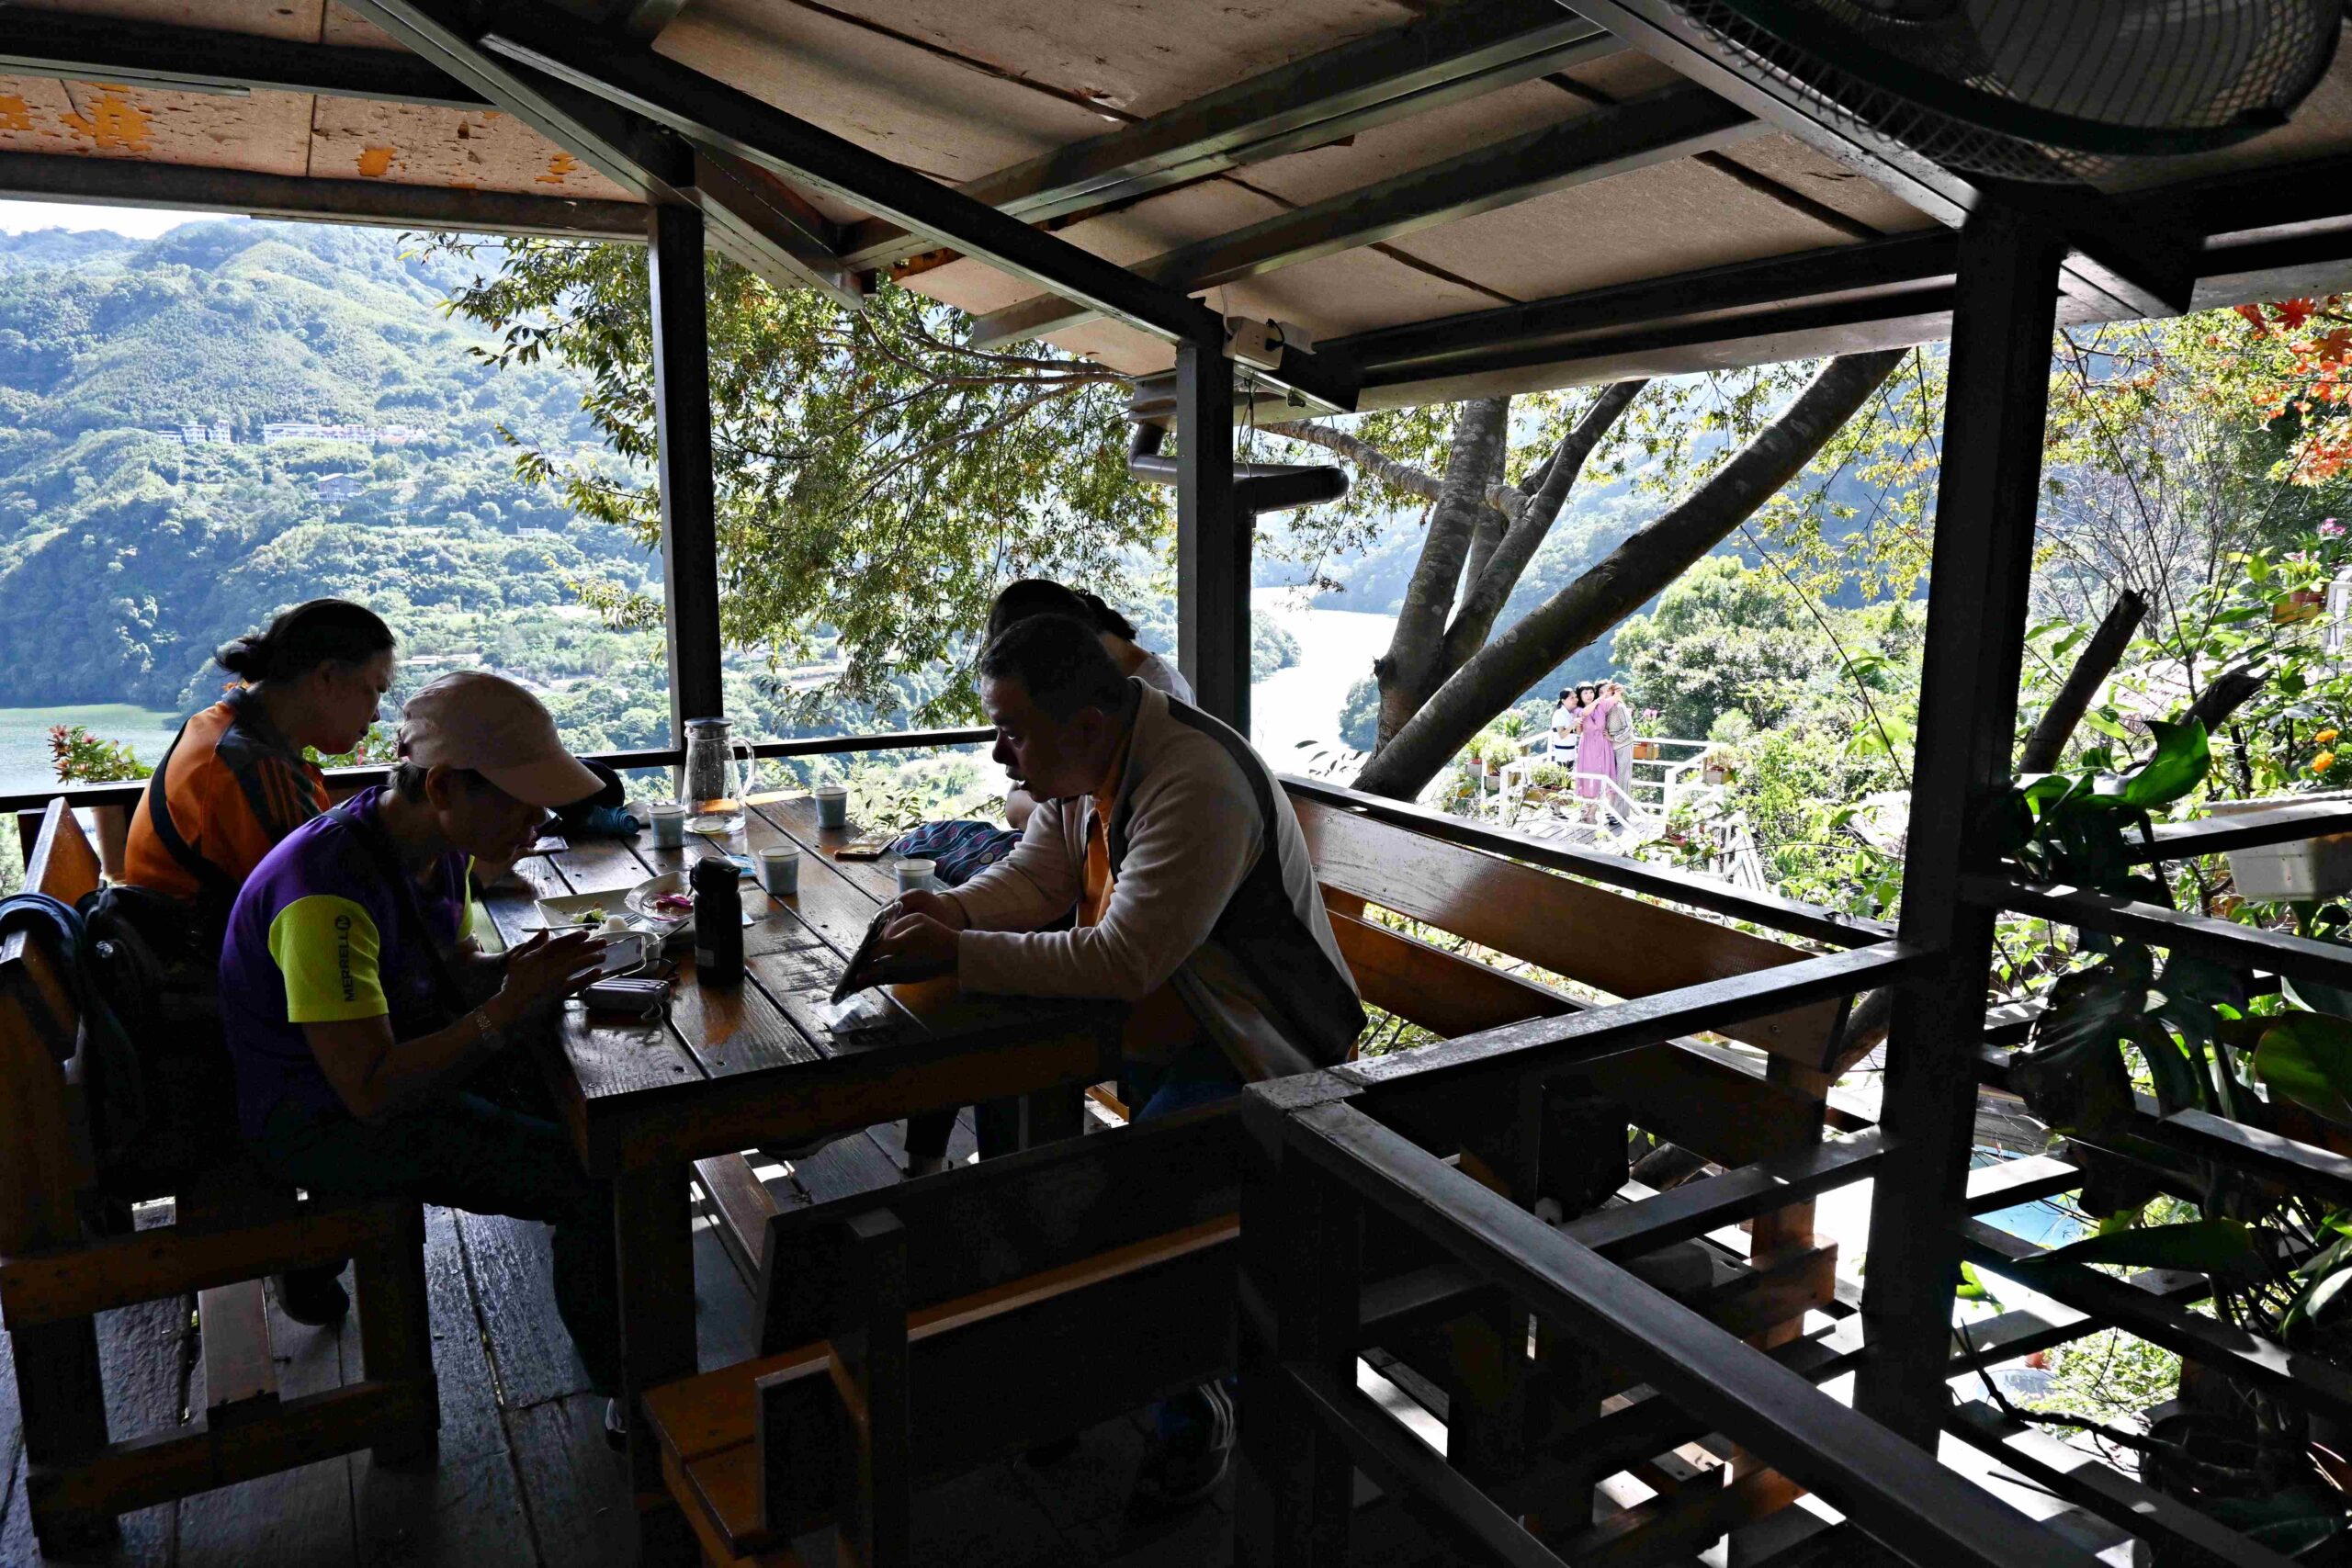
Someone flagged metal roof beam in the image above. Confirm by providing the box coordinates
[471,0,1363,412]
[837,0,1629,271]
[970,85,1762,351]
[0,7,489,109]
[1341,231,1961,380]
[1318,154,2352,407]
[473,7,1216,344]
[0,149,649,239]
[1553,0,2198,320]
[341,0,862,309]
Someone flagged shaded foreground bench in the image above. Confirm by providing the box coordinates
[644,1105,1242,1567]
[645,780,1906,1565]
[0,799,437,1551]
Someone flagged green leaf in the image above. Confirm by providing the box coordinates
[2285,972,2352,1018]
[2018,1217,2256,1275]
[2115,717,2210,808]
[2301,1264,2352,1325]
[2256,1013,2352,1126]
[2207,1489,2347,1555]
[2079,708,2131,741]
[2131,1019,2206,1115]
[1954,1260,1989,1302]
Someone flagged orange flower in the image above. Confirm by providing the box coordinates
[2319,728,2341,747]
[2316,750,2338,774]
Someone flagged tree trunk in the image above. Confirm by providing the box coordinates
[1354,350,1905,800]
[1440,379,1646,680]
[1376,397,1510,746]
[2018,589,2146,773]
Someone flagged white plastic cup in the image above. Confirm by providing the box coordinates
[648,800,686,849]
[814,784,849,829]
[894,858,936,895]
[757,847,801,897]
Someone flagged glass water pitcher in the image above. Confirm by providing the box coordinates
[680,716,752,838]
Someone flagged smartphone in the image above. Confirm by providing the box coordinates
[594,931,650,976]
[834,832,896,860]
[830,908,893,1004]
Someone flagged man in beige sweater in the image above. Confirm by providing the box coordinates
[868,612,1364,1095]
[864,611,1365,1510]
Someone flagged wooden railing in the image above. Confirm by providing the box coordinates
[1278,773,1891,950]
[5,726,998,873]
[1944,807,2352,1568]
[1236,931,2098,1568]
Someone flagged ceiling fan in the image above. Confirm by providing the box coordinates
[1657,0,2343,181]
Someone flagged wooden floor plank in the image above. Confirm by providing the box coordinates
[0,1291,181,1564]
[694,1220,761,1375]
[456,1212,598,1410]
[352,1204,540,1568]
[196,1280,277,1422]
[786,1132,908,1206]
[504,1393,635,1568]
[175,1269,355,1567]
[95,1288,188,1562]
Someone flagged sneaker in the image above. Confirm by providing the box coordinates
[1130,1382,1233,1514]
[276,1268,350,1328]
[604,1397,628,1450]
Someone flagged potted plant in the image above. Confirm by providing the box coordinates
[1700,744,1739,786]
[1994,718,2352,1555]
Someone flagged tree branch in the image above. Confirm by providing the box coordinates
[1381,398,1511,740]
[1262,420,1450,507]
[1442,378,1647,677]
[1353,351,1905,800]
[2187,661,2268,733]
[2018,590,2146,773]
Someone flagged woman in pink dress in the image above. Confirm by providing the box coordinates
[1576,682,1624,817]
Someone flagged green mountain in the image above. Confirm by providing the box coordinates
[0,220,673,749]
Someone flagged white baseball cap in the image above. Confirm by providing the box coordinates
[397,671,603,809]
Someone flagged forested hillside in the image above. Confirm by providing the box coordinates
[0,219,672,744]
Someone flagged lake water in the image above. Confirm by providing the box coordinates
[1250,585,1395,775]
[0,703,184,795]
[0,596,1392,800]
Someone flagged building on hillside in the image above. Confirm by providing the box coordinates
[166,423,232,446]
[313,472,365,502]
[261,422,427,446]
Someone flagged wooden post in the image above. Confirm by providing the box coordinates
[1175,337,1248,730]
[1854,203,2062,1445]
[1236,1076,1361,1568]
[355,1200,439,1464]
[614,1164,698,1563]
[649,203,725,739]
[830,1211,910,1568]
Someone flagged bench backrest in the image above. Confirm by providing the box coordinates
[755,1101,1244,1354]
[0,801,104,1253]
[1291,793,1851,1070]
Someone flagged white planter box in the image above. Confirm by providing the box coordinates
[2209,796,2352,900]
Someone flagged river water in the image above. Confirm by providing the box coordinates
[1250,585,1395,777]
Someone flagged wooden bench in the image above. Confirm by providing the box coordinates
[645,1103,1243,1568]
[652,783,1877,1562]
[1285,788,1880,1558]
[0,799,438,1551]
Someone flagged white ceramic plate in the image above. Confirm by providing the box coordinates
[533,891,628,931]
[625,872,699,929]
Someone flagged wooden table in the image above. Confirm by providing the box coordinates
[477,795,1120,1554]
